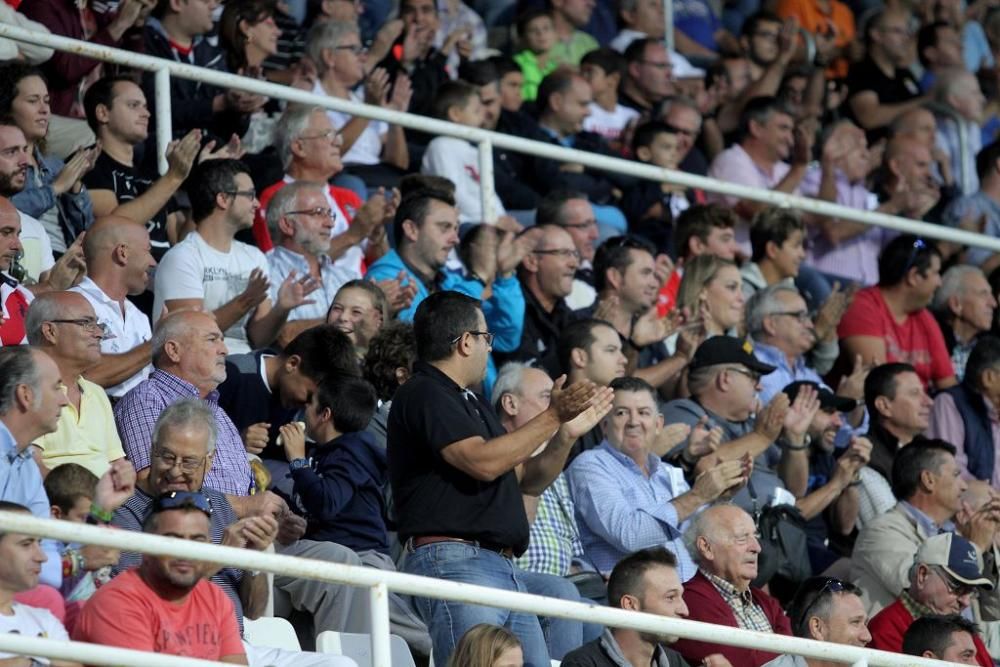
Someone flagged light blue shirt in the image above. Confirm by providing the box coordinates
[267,246,356,322]
[0,419,62,588]
[567,441,697,580]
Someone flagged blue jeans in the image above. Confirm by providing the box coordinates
[402,542,585,666]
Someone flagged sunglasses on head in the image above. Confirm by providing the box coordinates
[151,491,213,517]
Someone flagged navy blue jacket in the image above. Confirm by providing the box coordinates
[289,431,389,554]
[944,381,995,481]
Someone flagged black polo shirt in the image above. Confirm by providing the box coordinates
[846,57,921,143]
[387,361,530,555]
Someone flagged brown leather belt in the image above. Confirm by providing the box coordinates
[411,535,514,559]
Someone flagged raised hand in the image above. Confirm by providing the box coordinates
[198,134,245,162]
[686,415,723,460]
[782,384,821,442]
[560,385,614,441]
[387,74,413,112]
[550,376,601,423]
[497,227,542,276]
[166,129,202,180]
[94,458,137,512]
[754,393,790,442]
[813,281,856,343]
[652,422,692,458]
[467,225,498,283]
[278,420,307,461]
[836,354,869,401]
[631,308,681,348]
[238,268,270,312]
[375,271,417,315]
[45,232,87,289]
[275,270,319,311]
[243,422,270,456]
[693,458,748,502]
[364,67,392,106]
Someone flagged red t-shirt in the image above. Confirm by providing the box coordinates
[72,569,244,661]
[0,279,31,345]
[837,286,953,386]
[868,598,991,667]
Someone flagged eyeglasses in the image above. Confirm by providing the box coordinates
[601,235,657,254]
[665,124,699,139]
[152,449,208,473]
[560,219,597,230]
[298,129,339,142]
[335,44,368,55]
[450,330,495,347]
[726,366,761,384]
[533,248,581,260]
[49,318,114,340]
[152,491,213,517]
[286,207,336,219]
[797,578,849,627]
[931,566,979,599]
[772,310,812,323]
[226,189,257,200]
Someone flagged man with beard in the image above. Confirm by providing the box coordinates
[562,547,733,667]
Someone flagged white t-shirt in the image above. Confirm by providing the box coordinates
[583,103,639,143]
[153,231,269,354]
[0,602,68,663]
[16,209,54,284]
[421,136,505,223]
[71,276,153,397]
[315,81,386,166]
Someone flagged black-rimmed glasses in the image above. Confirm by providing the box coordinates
[450,331,495,347]
[533,248,581,260]
[286,207,336,219]
[226,189,257,200]
[152,449,208,474]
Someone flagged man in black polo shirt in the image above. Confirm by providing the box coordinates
[389,290,608,666]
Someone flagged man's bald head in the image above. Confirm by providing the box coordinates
[84,216,145,260]
[84,215,156,295]
[0,196,17,219]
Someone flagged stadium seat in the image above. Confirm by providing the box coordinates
[316,631,417,667]
[243,617,302,652]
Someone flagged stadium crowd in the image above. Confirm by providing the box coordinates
[5,0,1000,665]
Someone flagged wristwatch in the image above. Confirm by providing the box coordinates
[289,457,310,471]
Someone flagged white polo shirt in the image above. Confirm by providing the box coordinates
[71,277,152,397]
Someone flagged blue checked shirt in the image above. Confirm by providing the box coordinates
[515,474,584,576]
[567,441,697,580]
[113,369,255,497]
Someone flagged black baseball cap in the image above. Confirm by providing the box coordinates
[783,381,858,413]
[689,336,777,375]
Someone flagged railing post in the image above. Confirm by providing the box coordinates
[370,582,392,667]
[154,67,172,176]
[478,138,496,225]
[663,0,674,53]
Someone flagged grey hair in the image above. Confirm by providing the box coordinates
[266,180,328,241]
[682,503,731,566]
[274,105,324,170]
[25,293,67,346]
[306,20,359,77]
[0,347,41,415]
[151,397,218,457]
[935,68,977,105]
[151,313,196,367]
[491,361,534,413]
[656,95,702,121]
[932,265,984,314]
[687,365,723,399]
[745,284,802,338]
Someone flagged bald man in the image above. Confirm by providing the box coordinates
[25,291,126,476]
[880,136,942,220]
[891,106,956,191]
[69,216,157,397]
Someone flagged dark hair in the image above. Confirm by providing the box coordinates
[593,235,655,293]
[83,75,141,133]
[557,318,616,375]
[864,362,918,419]
[431,80,480,121]
[739,95,793,139]
[917,21,952,68]
[219,0,278,71]
[517,8,552,40]
[314,375,377,432]
[976,138,1000,181]
[413,291,482,362]
[458,59,500,87]
[607,547,678,609]
[902,614,979,658]
[0,63,45,121]
[789,578,863,638]
[623,37,658,65]
[749,208,805,263]
[188,159,252,223]
[632,120,677,155]
[0,501,30,540]
[965,336,1000,392]
[398,174,456,199]
[535,189,589,226]
[363,321,417,402]
[43,463,98,515]
[741,10,783,39]
[674,204,737,260]
[489,55,522,80]
[536,69,579,115]
[891,437,957,500]
[878,234,941,287]
[609,375,657,403]
[401,0,437,15]
[285,323,360,381]
[581,47,627,80]
[393,187,456,246]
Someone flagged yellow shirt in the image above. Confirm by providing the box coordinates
[35,377,125,477]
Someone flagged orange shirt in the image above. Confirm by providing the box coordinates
[776,0,856,79]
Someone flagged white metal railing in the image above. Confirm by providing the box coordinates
[1,23,1000,255]
[0,511,960,667]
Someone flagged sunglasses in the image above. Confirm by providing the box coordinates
[796,578,850,627]
[151,491,213,517]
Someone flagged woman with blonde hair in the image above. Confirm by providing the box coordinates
[447,624,524,667]
[675,254,746,337]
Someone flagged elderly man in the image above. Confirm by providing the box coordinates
[931,266,997,380]
[535,190,599,309]
[857,363,933,527]
[762,577,871,667]
[867,533,993,666]
[568,376,747,579]
[114,311,260,510]
[0,346,136,593]
[839,234,955,390]
[388,290,608,664]
[673,504,792,666]
[931,336,1000,487]
[935,69,985,196]
[26,292,125,477]
[849,438,1000,615]
[70,217,156,398]
[110,399,359,666]
[563,547,733,667]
